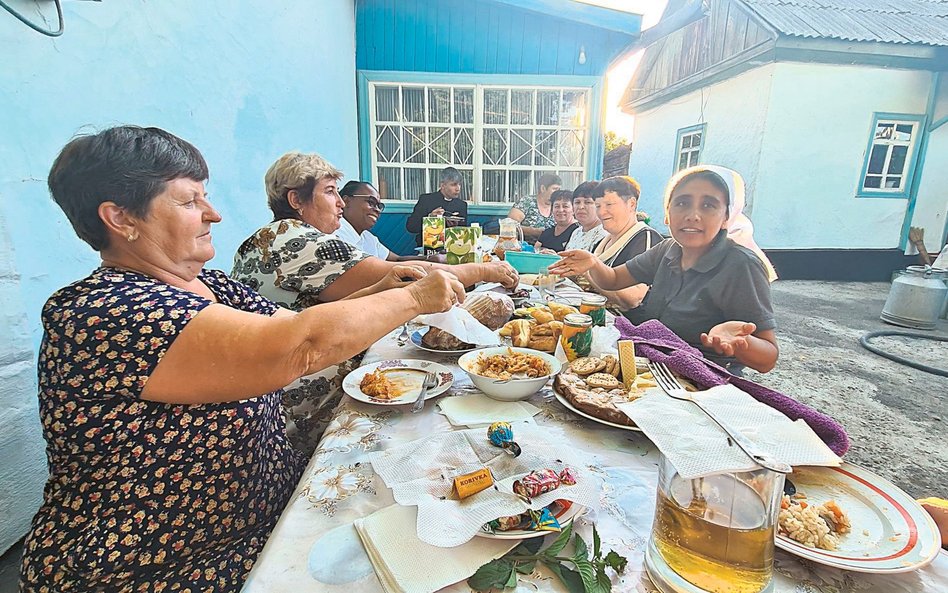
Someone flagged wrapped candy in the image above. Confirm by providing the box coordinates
[513,468,561,499]
[558,467,577,485]
[487,421,522,457]
[527,507,562,532]
[487,514,525,532]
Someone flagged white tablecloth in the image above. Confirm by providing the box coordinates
[244,327,947,593]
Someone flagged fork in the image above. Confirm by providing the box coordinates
[411,372,438,413]
[396,323,410,347]
[648,362,791,474]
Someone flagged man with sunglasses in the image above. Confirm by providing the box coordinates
[338,180,430,261]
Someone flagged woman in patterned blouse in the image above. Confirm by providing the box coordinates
[232,152,520,454]
[19,126,464,593]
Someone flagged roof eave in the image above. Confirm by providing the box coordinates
[487,0,642,36]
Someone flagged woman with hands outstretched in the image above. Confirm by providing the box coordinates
[551,166,779,374]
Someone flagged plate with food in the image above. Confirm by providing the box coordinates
[410,327,492,354]
[477,499,585,540]
[343,359,454,405]
[775,462,942,573]
[458,347,561,402]
[551,351,662,431]
[413,292,514,353]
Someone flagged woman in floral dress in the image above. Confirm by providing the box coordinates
[19,126,464,592]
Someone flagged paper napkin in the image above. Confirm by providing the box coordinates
[355,504,516,593]
[617,384,842,479]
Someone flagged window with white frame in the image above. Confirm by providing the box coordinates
[861,119,920,193]
[369,82,590,204]
[675,124,705,172]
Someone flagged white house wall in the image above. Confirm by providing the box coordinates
[754,62,931,249]
[0,0,358,553]
[911,80,948,252]
[627,65,776,233]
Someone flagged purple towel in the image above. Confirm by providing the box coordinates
[615,317,850,456]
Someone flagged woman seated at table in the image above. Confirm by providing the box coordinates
[585,176,663,309]
[232,152,518,452]
[534,189,578,253]
[337,180,428,262]
[19,126,463,593]
[563,180,608,252]
[551,165,779,373]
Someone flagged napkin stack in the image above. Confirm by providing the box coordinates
[617,384,842,479]
[355,504,516,593]
[437,393,540,427]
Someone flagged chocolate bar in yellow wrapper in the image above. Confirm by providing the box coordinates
[452,468,494,499]
[618,339,637,390]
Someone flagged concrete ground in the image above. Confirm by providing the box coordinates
[1,280,945,590]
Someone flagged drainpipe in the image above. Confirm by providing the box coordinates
[900,70,944,251]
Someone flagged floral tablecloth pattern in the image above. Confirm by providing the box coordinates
[244,326,947,593]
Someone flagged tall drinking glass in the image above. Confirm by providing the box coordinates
[537,266,558,301]
[645,454,783,593]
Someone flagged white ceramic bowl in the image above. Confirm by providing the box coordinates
[458,347,562,402]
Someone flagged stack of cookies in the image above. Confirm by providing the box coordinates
[553,354,656,427]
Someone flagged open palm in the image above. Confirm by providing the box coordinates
[701,321,757,356]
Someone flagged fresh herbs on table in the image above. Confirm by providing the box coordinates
[468,524,628,593]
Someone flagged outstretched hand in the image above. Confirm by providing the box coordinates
[548,249,597,277]
[701,321,757,357]
[380,264,427,291]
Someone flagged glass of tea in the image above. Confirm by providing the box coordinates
[645,454,784,593]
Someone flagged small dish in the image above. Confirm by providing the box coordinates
[343,359,454,405]
[775,462,942,573]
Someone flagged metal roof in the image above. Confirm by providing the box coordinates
[739,0,948,46]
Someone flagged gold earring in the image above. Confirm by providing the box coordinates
[127,232,138,242]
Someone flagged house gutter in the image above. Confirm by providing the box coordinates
[899,70,943,251]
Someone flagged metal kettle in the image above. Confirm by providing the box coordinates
[881,266,948,330]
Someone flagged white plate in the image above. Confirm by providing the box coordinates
[775,462,942,573]
[477,501,585,540]
[552,389,641,432]
[410,328,497,354]
[343,359,454,405]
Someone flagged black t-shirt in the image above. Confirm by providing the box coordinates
[623,230,775,364]
[406,191,469,246]
[536,223,579,253]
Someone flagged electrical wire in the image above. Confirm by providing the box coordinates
[0,0,63,37]
[859,330,948,378]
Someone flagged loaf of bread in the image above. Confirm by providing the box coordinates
[422,292,514,350]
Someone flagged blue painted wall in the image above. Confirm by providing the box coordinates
[0,0,358,551]
[356,0,637,76]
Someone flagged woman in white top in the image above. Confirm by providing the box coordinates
[564,180,608,252]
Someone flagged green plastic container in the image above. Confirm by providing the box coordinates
[505,251,561,274]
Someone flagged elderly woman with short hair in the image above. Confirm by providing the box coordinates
[232,152,518,452]
[19,126,462,593]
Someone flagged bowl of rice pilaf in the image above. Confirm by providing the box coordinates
[459,346,561,401]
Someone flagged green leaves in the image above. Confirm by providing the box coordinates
[468,559,515,591]
[467,524,628,592]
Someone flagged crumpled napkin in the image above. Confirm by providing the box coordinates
[354,503,516,593]
[617,384,841,479]
[415,306,500,346]
[437,393,540,427]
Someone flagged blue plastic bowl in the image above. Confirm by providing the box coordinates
[504,251,561,274]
